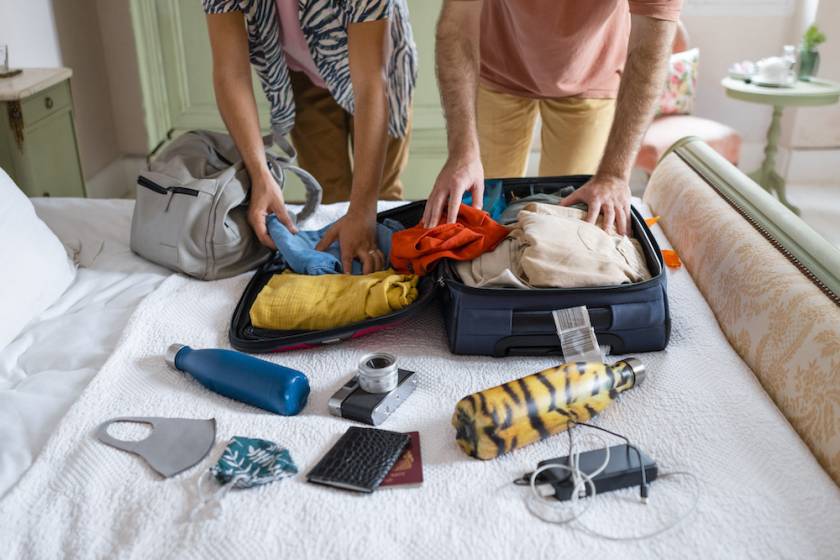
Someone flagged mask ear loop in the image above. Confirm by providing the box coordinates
[189,472,249,522]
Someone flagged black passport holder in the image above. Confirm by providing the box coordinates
[307,426,410,493]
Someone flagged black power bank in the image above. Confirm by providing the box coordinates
[536,444,658,501]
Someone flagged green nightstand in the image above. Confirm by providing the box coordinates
[0,68,86,197]
[722,76,840,214]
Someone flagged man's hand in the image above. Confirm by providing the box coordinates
[248,172,297,249]
[422,155,484,228]
[315,209,384,274]
[561,174,632,236]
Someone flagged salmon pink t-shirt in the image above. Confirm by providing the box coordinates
[480,0,682,99]
[276,0,326,88]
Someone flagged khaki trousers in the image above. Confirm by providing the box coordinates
[476,83,616,178]
[289,70,411,204]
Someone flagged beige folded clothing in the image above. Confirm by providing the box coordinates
[455,202,651,289]
[454,237,531,289]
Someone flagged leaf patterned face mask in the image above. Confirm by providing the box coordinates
[191,436,297,521]
[211,436,298,488]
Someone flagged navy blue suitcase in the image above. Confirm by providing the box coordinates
[229,175,670,357]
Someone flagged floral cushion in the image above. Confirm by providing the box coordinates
[655,48,699,117]
[644,153,840,486]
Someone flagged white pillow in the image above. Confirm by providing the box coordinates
[0,168,76,350]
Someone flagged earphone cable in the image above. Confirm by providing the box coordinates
[524,423,700,540]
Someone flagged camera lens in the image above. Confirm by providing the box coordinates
[358,352,398,393]
[366,356,392,369]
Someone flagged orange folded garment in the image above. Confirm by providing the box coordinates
[390,204,510,275]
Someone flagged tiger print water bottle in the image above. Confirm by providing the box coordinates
[452,359,645,460]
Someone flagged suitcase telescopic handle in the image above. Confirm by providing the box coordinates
[511,307,612,333]
[493,334,616,358]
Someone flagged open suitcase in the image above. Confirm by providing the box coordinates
[229,175,670,357]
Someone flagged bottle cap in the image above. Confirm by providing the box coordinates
[623,357,646,386]
[165,343,188,370]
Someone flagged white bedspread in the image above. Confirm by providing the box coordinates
[0,199,170,499]
[2,202,839,559]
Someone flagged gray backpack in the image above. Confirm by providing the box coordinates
[130,130,321,280]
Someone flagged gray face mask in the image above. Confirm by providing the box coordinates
[95,416,216,478]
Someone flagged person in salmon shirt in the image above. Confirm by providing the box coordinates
[204,0,417,274]
[425,0,681,236]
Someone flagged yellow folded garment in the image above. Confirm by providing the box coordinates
[250,269,420,331]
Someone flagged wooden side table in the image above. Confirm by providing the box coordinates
[0,68,86,197]
[721,77,840,214]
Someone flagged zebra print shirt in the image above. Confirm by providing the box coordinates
[203,0,417,138]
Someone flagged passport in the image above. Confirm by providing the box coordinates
[381,431,423,488]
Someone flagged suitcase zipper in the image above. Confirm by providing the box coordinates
[440,263,657,295]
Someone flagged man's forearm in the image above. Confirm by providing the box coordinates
[435,0,482,160]
[597,16,676,182]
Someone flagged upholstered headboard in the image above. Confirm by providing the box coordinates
[644,137,840,485]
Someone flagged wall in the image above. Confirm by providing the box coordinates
[789,0,840,148]
[0,0,61,68]
[51,0,121,180]
[0,0,126,184]
[97,0,148,156]
[0,0,144,196]
[679,0,839,183]
[680,0,802,170]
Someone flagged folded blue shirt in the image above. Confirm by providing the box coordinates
[266,215,404,275]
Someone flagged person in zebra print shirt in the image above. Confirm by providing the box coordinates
[204,0,417,274]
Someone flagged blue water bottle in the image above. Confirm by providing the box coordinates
[165,344,310,415]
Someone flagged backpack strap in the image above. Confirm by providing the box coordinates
[268,134,296,160]
[267,158,323,224]
[265,134,322,224]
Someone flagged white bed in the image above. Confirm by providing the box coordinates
[0,197,394,498]
[0,198,170,498]
[2,195,839,559]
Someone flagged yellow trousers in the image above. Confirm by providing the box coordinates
[477,83,616,178]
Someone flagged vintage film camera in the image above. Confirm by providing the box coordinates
[328,352,417,426]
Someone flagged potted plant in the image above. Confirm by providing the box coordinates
[799,24,826,81]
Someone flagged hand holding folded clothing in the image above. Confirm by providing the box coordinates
[315,212,385,274]
[249,172,299,248]
[423,155,485,228]
[266,214,403,276]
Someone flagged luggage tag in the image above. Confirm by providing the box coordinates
[551,306,605,363]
